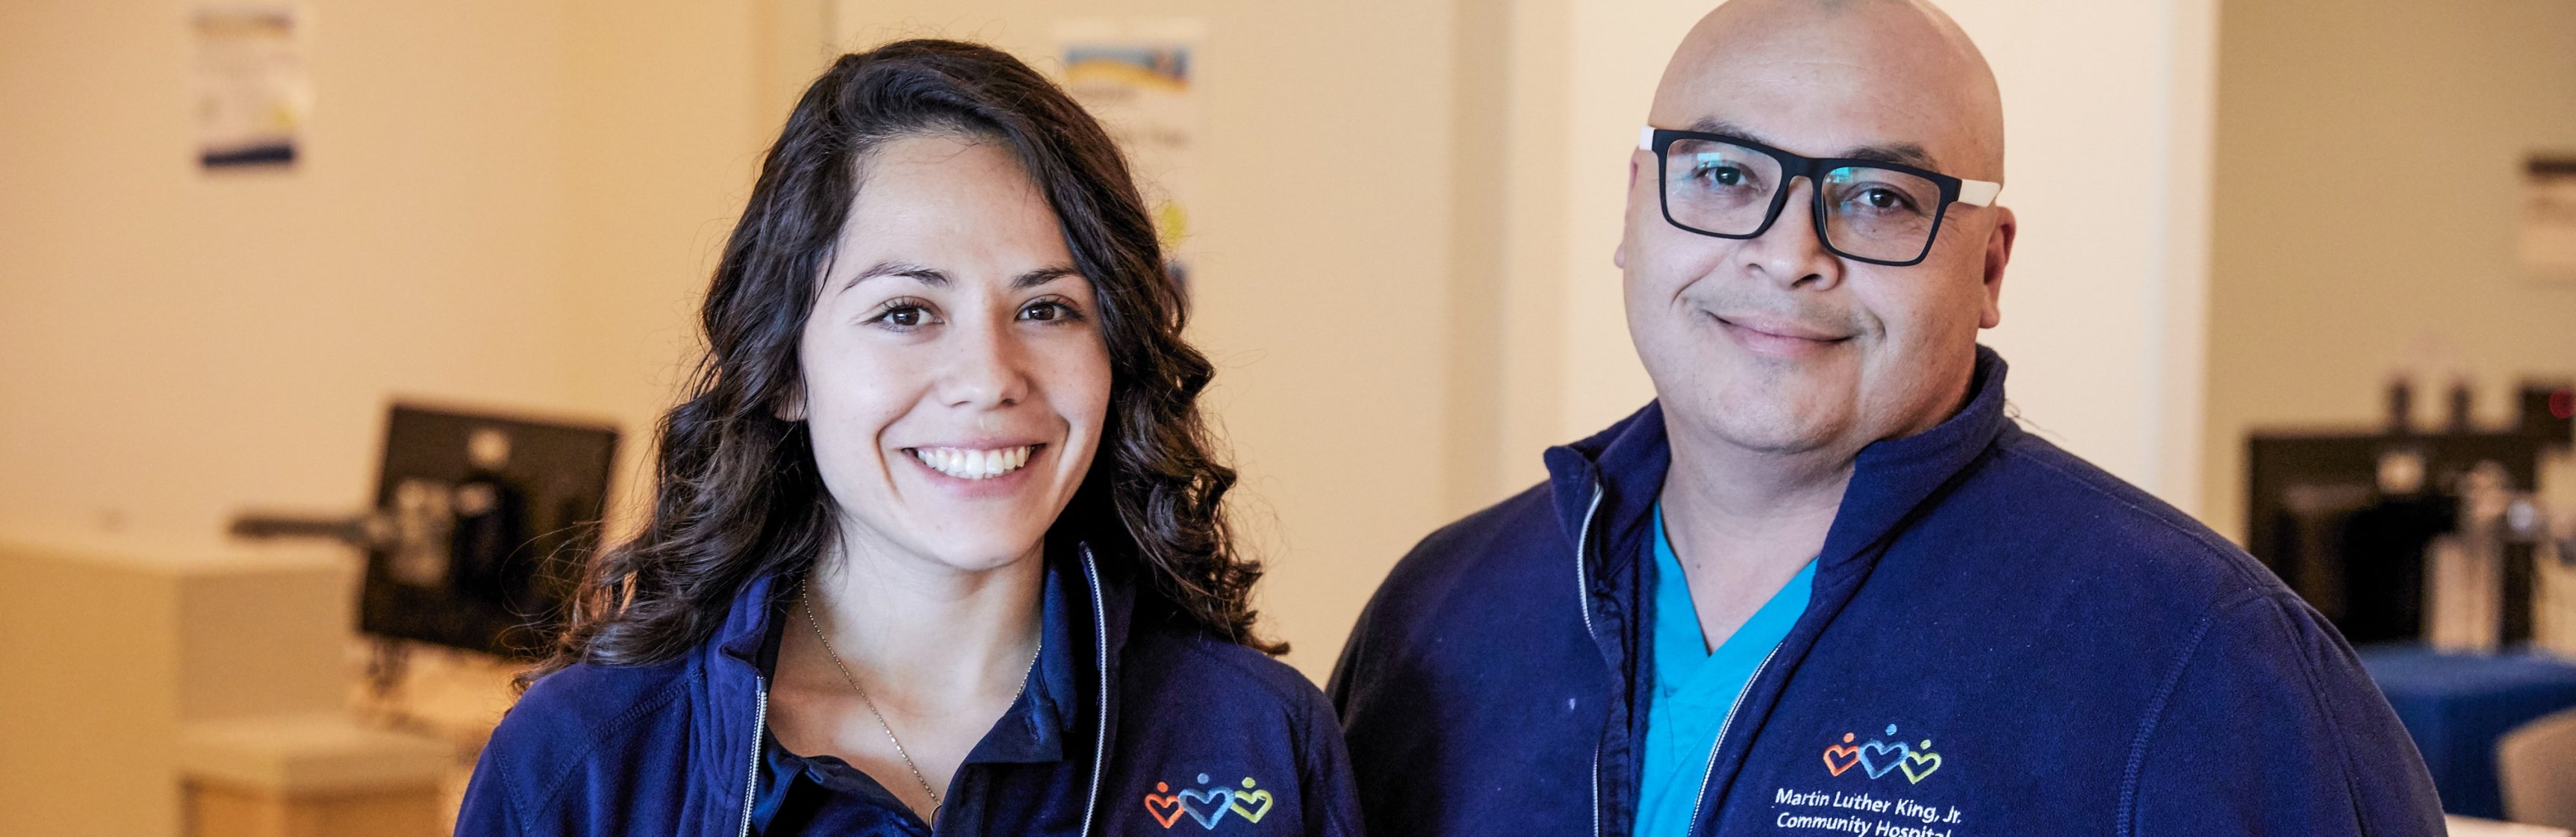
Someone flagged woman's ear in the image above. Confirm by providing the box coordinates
[773,382,808,423]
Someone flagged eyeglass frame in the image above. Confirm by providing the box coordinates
[1638,125,2003,267]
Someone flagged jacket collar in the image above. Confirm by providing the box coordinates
[1539,346,2012,834]
[687,540,1136,829]
[1543,344,2014,590]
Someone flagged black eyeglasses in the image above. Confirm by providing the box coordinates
[1640,126,2001,267]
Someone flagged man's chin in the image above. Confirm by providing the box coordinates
[1711,424,1844,456]
[1687,406,1852,458]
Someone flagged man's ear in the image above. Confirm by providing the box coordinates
[1979,205,2016,329]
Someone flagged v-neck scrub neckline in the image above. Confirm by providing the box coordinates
[1632,503,1815,837]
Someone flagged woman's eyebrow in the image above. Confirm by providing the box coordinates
[850,260,947,287]
[1013,266,1080,289]
[847,261,1075,289]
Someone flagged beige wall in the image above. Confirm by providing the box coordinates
[0,0,769,557]
[2206,0,2576,541]
[2,1,571,550]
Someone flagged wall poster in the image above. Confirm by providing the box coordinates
[192,5,308,169]
[1056,19,1204,305]
[2519,155,2576,284]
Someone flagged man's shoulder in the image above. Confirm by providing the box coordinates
[1972,426,2283,597]
[1331,479,1595,691]
[1384,481,1571,594]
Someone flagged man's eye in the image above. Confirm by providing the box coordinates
[1696,164,1746,187]
[1843,186,1917,213]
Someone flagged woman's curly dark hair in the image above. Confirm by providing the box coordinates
[530,39,1275,682]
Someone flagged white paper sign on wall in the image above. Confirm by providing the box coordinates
[1055,19,1204,306]
[192,5,308,169]
[2519,155,2576,285]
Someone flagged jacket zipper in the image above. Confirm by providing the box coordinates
[738,680,768,837]
[1680,644,1780,833]
[1077,548,1110,837]
[1573,482,1605,837]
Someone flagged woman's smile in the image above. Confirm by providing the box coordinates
[905,443,1040,480]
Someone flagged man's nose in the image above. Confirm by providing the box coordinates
[1737,178,1846,289]
[937,315,1031,409]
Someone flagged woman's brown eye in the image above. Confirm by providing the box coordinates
[876,304,932,328]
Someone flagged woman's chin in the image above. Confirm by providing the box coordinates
[905,532,1051,575]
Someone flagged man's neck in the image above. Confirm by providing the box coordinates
[1660,437,1852,563]
[1655,434,1853,650]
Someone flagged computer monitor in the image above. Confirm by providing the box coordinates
[357,403,617,660]
[2243,431,2542,644]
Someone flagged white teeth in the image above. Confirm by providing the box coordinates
[911,445,1037,480]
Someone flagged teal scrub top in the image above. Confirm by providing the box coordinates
[1631,504,1815,837]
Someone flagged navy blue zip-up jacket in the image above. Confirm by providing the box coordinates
[1330,347,2443,836]
[458,547,1361,836]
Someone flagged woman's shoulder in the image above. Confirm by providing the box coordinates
[459,656,712,834]
[476,656,700,788]
[1112,626,1363,836]
[1121,625,1334,722]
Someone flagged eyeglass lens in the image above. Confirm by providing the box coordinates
[1662,137,1944,263]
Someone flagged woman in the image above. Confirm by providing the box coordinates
[457,40,1360,837]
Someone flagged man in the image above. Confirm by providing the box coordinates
[1328,1,2444,834]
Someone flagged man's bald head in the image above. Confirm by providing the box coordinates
[1655,0,2004,181]
[1617,0,2017,470]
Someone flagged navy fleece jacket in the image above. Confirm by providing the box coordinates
[1330,346,2442,836]
[458,546,1360,836]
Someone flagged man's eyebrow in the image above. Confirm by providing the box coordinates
[1685,116,1942,171]
[1689,117,1767,141]
[1835,143,1940,171]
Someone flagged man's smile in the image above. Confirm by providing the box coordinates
[1709,311,1855,359]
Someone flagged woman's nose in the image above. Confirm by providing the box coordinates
[937,314,1031,408]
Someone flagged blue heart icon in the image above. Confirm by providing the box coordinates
[1855,739,1913,780]
[1177,787,1236,830]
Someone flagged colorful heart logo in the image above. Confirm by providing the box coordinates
[1822,743,1862,776]
[1856,740,1911,780]
[1177,787,1236,830]
[1142,783,1186,829]
[1228,788,1275,823]
[1900,749,1942,783]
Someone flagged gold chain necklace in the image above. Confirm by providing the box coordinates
[797,581,1040,824]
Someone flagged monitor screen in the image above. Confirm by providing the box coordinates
[358,403,617,659]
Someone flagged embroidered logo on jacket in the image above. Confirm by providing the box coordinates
[1822,724,1942,783]
[1142,773,1272,830]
